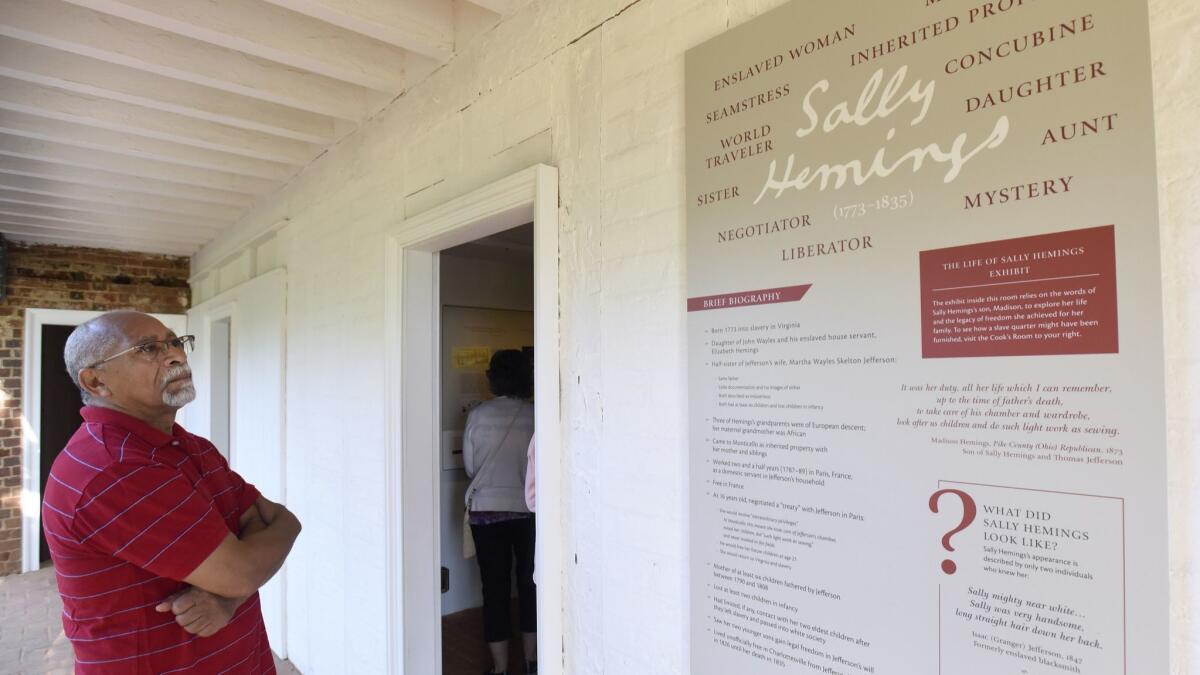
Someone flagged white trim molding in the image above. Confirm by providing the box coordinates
[189,219,291,284]
[20,308,187,573]
[383,164,562,675]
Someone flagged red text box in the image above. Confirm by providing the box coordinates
[920,226,1118,358]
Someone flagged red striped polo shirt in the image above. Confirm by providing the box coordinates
[41,406,275,674]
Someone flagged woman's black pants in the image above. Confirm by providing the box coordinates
[470,516,537,643]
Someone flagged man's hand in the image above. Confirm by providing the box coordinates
[253,496,284,526]
[238,496,283,536]
[155,587,241,637]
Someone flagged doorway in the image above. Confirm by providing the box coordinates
[439,226,535,675]
[37,324,81,565]
[384,165,562,675]
[21,309,188,573]
[209,316,232,461]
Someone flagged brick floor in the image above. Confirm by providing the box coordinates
[0,567,301,675]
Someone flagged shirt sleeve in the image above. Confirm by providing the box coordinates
[71,464,233,582]
[226,468,263,533]
[525,435,536,512]
[200,444,263,521]
[234,475,263,519]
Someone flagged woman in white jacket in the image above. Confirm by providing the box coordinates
[464,349,536,675]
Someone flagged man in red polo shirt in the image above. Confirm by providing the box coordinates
[41,311,301,673]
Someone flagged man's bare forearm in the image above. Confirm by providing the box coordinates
[206,509,272,608]
[223,497,270,602]
[185,500,301,598]
[237,504,301,592]
[179,502,283,613]
[239,495,300,578]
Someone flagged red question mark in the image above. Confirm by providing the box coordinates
[928,489,977,575]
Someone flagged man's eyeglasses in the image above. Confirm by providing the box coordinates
[87,335,196,369]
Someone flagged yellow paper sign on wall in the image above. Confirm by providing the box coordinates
[452,346,491,369]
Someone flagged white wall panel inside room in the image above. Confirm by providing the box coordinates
[187,0,1200,672]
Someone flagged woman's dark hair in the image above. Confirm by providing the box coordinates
[486,349,533,398]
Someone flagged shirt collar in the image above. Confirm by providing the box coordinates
[80,406,187,448]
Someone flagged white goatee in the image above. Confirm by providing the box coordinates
[161,365,196,408]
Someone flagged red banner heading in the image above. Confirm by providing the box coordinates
[687,284,811,312]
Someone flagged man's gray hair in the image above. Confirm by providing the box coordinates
[63,315,126,404]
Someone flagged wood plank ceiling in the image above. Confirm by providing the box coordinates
[0,0,518,255]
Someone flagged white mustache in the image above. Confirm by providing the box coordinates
[161,365,193,388]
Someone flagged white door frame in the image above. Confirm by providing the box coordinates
[186,299,238,462]
[20,308,187,573]
[383,164,562,675]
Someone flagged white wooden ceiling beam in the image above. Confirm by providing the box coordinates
[0,227,197,255]
[262,0,455,61]
[0,0,370,121]
[0,37,337,144]
[0,173,244,221]
[0,156,255,207]
[0,133,279,195]
[60,0,420,92]
[0,77,320,166]
[463,0,520,17]
[0,188,230,229]
[0,218,212,252]
[0,111,294,182]
[0,206,217,243]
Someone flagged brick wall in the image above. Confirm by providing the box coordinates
[0,241,190,576]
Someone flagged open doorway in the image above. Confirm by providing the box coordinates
[209,316,232,461]
[37,324,82,566]
[439,225,535,675]
[384,165,561,675]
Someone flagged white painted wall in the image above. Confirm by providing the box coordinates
[188,0,1200,672]
[186,270,289,656]
[1154,1,1200,667]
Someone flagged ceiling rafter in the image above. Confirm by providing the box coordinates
[0,133,280,195]
[262,0,456,61]
[464,0,521,17]
[0,208,217,246]
[60,0,422,92]
[0,213,213,246]
[0,227,200,255]
[0,77,321,165]
[0,188,231,229]
[0,37,337,144]
[0,156,256,207]
[0,111,295,181]
[0,173,245,222]
[0,0,371,120]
